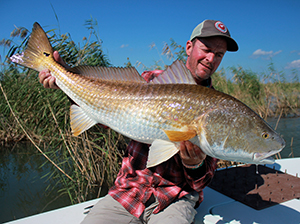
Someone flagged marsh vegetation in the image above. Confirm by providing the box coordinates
[0,19,299,206]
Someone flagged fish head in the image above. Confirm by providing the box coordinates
[195,107,285,164]
[247,117,286,164]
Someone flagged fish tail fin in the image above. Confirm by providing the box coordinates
[10,22,54,72]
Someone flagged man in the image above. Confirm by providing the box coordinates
[39,19,238,223]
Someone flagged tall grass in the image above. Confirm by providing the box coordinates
[0,19,127,204]
[0,22,299,205]
[212,66,300,119]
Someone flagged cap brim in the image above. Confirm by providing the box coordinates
[196,34,238,52]
[224,36,238,52]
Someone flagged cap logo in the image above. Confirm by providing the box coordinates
[215,21,227,33]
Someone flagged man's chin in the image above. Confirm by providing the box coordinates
[195,70,211,81]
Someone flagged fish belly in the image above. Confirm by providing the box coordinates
[81,104,173,144]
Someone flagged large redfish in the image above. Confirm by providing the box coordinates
[10,22,285,167]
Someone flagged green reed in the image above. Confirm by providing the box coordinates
[1,22,299,206]
[212,66,300,119]
[0,19,127,204]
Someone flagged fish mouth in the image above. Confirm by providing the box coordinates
[253,148,283,164]
[255,155,275,164]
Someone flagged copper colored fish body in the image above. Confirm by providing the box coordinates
[10,22,285,167]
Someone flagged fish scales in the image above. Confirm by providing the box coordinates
[10,22,285,167]
[66,80,204,138]
[46,63,225,142]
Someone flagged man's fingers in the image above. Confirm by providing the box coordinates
[53,51,70,69]
[179,141,206,166]
[183,141,198,158]
[47,76,58,89]
[39,69,59,89]
[39,69,50,84]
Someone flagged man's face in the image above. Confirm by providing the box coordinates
[186,37,227,84]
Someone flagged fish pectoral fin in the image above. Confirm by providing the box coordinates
[147,139,179,168]
[70,105,97,136]
[163,129,197,142]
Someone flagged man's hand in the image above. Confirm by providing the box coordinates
[141,70,164,83]
[179,141,206,166]
[39,51,69,89]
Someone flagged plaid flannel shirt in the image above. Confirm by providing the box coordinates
[109,140,218,218]
[108,70,218,218]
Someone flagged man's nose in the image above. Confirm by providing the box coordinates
[205,52,215,63]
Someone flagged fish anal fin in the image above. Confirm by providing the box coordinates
[163,129,197,142]
[70,105,97,136]
[147,139,179,168]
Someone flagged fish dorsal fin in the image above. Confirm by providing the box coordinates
[150,60,196,85]
[71,66,146,83]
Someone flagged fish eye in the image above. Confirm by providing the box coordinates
[43,52,50,57]
[262,132,269,139]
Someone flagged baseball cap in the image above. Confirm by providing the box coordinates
[190,20,238,52]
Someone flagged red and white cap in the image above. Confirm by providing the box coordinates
[190,20,238,52]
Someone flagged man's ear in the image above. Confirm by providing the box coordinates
[186,40,193,56]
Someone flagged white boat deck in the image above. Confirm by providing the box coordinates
[6,158,300,224]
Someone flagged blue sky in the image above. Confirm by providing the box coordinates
[1,0,300,80]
